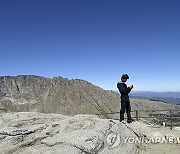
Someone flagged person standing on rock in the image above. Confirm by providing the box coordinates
[117,74,134,123]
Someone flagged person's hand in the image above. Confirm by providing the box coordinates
[129,85,134,89]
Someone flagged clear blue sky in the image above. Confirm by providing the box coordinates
[0,0,180,91]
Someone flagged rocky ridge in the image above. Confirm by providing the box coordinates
[0,75,179,118]
[0,75,118,116]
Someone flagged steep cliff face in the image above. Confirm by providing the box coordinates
[0,75,119,116]
[0,75,179,117]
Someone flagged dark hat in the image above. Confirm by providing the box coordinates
[121,74,129,80]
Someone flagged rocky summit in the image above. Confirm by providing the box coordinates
[0,112,179,154]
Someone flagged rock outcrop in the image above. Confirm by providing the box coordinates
[0,112,179,154]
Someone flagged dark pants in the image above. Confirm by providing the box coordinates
[120,100,132,121]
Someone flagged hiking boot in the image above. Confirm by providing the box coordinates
[120,119,124,122]
[127,119,135,123]
[120,120,126,124]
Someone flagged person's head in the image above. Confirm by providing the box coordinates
[121,74,129,82]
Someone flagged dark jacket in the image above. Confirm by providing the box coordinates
[117,82,132,102]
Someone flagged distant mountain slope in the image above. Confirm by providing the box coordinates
[0,75,179,117]
[0,75,119,115]
[130,91,180,104]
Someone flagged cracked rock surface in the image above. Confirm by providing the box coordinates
[0,112,179,154]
